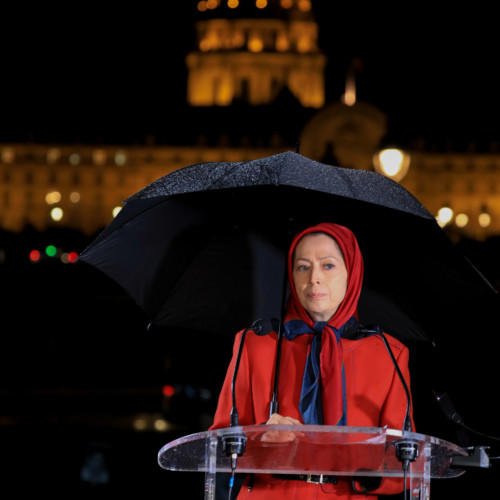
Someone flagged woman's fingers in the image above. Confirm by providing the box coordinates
[262,413,305,442]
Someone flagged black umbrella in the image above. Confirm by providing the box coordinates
[78,151,498,346]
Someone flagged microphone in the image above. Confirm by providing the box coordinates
[357,324,418,472]
[434,390,500,444]
[223,318,278,471]
[230,318,277,426]
[433,391,494,470]
[433,391,472,448]
[434,391,464,426]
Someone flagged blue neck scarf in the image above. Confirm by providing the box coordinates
[284,317,358,425]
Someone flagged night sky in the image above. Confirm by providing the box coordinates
[2,2,500,149]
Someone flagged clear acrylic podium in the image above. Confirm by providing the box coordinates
[158,425,467,499]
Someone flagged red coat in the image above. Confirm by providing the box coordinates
[211,329,415,499]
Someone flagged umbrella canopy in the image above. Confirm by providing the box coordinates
[78,151,498,345]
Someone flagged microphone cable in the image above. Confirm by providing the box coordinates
[434,391,500,452]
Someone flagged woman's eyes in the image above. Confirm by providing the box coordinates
[296,263,335,271]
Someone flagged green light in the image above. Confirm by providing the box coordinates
[45,245,57,257]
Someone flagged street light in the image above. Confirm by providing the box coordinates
[478,205,491,228]
[373,148,410,182]
[436,206,454,228]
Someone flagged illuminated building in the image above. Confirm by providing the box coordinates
[1,0,499,241]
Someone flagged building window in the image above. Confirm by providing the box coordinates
[114,151,127,166]
[2,168,10,184]
[1,148,15,164]
[69,153,81,166]
[93,149,107,166]
[47,148,61,164]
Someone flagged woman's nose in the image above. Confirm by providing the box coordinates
[310,267,321,284]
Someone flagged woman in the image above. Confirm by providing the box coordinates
[211,222,414,498]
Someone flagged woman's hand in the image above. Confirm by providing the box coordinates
[266,413,302,426]
[261,413,304,442]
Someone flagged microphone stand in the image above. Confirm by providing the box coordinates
[377,333,418,464]
[357,326,417,500]
[378,332,418,500]
[222,318,278,498]
[222,320,261,471]
[269,253,289,418]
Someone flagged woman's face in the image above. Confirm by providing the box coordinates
[292,233,348,322]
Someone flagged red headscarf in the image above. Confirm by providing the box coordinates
[284,222,364,425]
[286,222,364,327]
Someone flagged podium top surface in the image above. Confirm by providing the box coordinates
[158,425,467,479]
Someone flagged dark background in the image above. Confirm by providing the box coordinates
[2,2,500,498]
[2,2,500,148]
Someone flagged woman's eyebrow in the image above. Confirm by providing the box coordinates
[295,255,339,262]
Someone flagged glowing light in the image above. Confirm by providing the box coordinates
[29,250,41,262]
[281,0,293,7]
[114,151,127,166]
[61,251,79,264]
[69,153,81,165]
[50,207,64,222]
[199,38,211,51]
[455,213,469,228]
[276,32,289,51]
[436,206,454,227]
[227,0,238,6]
[93,149,107,165]
[479,212,491,228]
[133,417,147,431]
[379,149,404,176]
[1,147,15,163]
[154,418,169,432]
[373,148,411,182]
[112,206,122,218]
[298,0,311,11]
[46,148,61,164]
[342,88,356,106]
[70,191,80,203]
[248,36,264,52]
[207,0,218,8]
[45,245,57,257]
[256,0,267,8]
[342,67,357,106]
[296,36,312,53]
[45,191,61,205]
[162,385,175,397]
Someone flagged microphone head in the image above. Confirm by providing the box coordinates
[253,318,280,336]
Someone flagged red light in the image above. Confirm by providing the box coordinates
[162,385,175,397]
[29,250,41,262]
[68,252,79,263]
